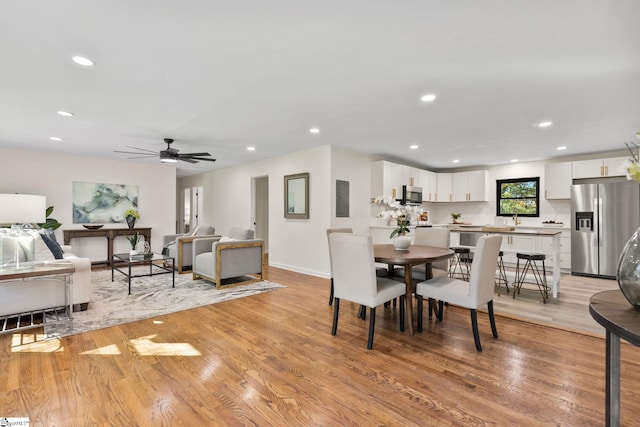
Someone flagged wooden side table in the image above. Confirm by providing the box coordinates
[589,289,640,427]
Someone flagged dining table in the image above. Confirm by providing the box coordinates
[374,244,455,335]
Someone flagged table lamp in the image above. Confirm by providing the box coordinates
[0,194,46,270]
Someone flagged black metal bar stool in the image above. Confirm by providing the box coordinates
[513,252,549,303]
[495,251,509,295]
[448,247,471,281]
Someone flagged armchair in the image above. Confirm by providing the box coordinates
[162,225,217,273]
[192,228,265,289]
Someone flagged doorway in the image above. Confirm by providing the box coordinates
[181,186,203,234]
[252,176,269,254]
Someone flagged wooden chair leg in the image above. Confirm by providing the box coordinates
[417,295,423,332]
[399,296,405,332]
[471,309,482,352]
[367,307,376,350]
[328,278,334,306]
[331,298,340,336]
[488,300,498,338]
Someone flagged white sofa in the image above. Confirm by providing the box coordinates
[0,232,92,317]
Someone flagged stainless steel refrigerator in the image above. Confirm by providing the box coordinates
[571,180,640,278]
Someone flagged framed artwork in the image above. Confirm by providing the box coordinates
[72,181,138,224]
[284,172,309,219]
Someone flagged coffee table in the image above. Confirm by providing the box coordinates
[112,252,175,295]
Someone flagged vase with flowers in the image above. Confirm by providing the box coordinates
[617,133,640,308]
[126,232,140,256]
[372,196,423,250]
[124,208,140,229]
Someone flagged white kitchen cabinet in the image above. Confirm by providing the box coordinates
[420,170,437,202]
[544,162,572,199]
[403,166,421,187]
[436,173,452,202]
[501,235,537,265]
[537,230,571,270]
[371,160,405,199]
[572,156,628,179]
[451,170,489,202]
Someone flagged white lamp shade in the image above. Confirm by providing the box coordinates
[0,194,47,223]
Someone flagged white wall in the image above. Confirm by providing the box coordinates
[0,148,176,260]
[178,145,375,278]
[427,160,570,226]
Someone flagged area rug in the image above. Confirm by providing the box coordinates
[44,268,286,339]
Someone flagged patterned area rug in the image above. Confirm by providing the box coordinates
[44,268,286,339]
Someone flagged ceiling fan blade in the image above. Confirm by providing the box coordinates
[124,145,158,154]
[114,150,156,155]
[178,158,198,164]
[126,155,157,159]
[178,152,211,157]
[190,157,217,162]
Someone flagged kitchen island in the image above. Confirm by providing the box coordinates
[450,226,563,298]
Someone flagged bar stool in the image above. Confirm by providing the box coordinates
[495,251,509,296]
[448,247,471,281]
[513,252,549,303]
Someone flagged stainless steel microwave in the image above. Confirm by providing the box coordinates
[399,185,423,205]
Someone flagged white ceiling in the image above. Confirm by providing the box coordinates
[1,1,639,177]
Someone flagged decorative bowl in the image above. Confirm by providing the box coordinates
[82,224,104,230]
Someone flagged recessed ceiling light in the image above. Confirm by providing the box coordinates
[57,110,74,117]
[421,94,436,102]
[452,159,460,163]
[537,121,553,128]
[72,56,95,67]
[557,146,567,151]
[409,144,419,150]
[510,159,519,163]
[49,137,62,141]
[247,146,256,151]
[309,127,320,134]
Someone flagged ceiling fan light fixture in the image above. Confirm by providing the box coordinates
[160,157,178,163]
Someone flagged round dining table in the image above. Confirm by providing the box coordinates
[374,244,454,335]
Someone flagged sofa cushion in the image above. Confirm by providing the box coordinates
[34,234,56,261]
[227,228,254,240]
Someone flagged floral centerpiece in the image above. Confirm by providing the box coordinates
[371,196,424,238]
[623,137,640,182]
[124,208,140,229]
[126,232,140,254]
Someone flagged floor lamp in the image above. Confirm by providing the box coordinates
[0,194,46,271]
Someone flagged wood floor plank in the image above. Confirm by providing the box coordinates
[1,266,639,426]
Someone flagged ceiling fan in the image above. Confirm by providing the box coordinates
[114,138,217,164]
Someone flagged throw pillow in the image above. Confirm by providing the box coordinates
[39,230,65,259]
[34,234,56,261]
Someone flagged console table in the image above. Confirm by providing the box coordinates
[63,227,152,266]
[589,289,640,427]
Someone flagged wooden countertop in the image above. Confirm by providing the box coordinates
[450,226,562,236]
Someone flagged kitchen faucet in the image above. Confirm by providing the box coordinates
[513,214,521,225]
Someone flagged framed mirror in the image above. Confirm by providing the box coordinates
[284,172,309,219]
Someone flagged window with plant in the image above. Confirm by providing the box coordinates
[496,177,540,217]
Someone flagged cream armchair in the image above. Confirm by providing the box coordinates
[162,225,218,273]
[192,228,265,289]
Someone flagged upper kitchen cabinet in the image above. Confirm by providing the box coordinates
[572,156,628,179]
[370,160,405,198]
[403,166,422,187]
[436,172,453,202]
[451,170,489,202]
[420,170,437,202]
[544,162,572,199]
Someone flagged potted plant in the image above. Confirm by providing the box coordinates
[126,232,140,255]
[450,212,462,224]
[124,209,140,229]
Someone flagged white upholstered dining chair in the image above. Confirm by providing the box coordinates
[328,233,406,350]
[393,227,451,281]
[416,234,503,352]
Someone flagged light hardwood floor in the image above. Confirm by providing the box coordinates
[1,266,639,426]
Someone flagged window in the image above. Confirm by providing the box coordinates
[496,177,540,217]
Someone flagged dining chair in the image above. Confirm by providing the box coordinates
[326,228,388,307]
[415,234,503,352]
[328,233,406,350]
[393,227,451,281]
